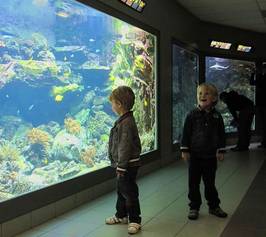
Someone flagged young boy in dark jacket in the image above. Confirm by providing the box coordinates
[181,83,227,220]
[105,86,142,234]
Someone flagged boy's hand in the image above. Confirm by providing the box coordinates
[217,153,224,161]
[181,152,190,161]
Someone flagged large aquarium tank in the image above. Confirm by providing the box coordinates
[0,0,157,202]
[206,57,255,132]
[172,44,198,144]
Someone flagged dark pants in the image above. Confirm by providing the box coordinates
[116,167,141,224]
[237,107,254,149]
[257,106,266,146]
[188,158,220,210]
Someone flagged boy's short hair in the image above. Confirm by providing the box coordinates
[197,83,218,103]
[109,86,135,111]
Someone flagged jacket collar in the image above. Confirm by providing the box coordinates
[197,105,216,113]
[114,111,133,125]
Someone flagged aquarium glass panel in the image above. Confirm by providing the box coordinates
[172,44,198,144]
[205,57,255,132]
[0,0,157,202]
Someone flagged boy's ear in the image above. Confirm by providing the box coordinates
[117,101,122,107]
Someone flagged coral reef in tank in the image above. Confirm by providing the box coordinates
[64,117,81,135]
[0,0,156,201]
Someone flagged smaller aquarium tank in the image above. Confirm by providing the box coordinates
[0,0,157,202]
[172,44,198,144]
[205,56,255,132]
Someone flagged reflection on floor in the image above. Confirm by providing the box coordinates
[16,144,266,237]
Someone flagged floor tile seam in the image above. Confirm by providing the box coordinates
[173,220,189,237]
[140,184,187,203]
[215,158,262,190]
[42,222,104,237]
[38,227,60,237]
[139,161,186,177]
[35,212,101,236]
[139,169,187,185]
[235,158,265,180]
[140,172,188,201]
[80,222,113,237]
[30,217,71,237]
[139,163,180,179]
[26,229,49,237]
[142,193,187,227]
[81,223,107,237]
[217,165,241,189]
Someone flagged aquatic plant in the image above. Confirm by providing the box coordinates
[87,111,113,139]
[0,143,21,163]
[80,146,96,167]
[134,55,145,71]
[110,32,155,137]
[64,117,81,135]
[31,32,48,50]
[27,128,51,149]
[17,59,58,76]
[0,142,27,175]
[100,134,109,143]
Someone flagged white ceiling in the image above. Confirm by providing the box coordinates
[175,0,266,33]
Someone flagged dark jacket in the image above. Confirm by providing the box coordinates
[181,107,226,159]
[222,91,254,121]
[108,111,141,172]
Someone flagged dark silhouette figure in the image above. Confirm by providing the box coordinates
[250,71,266,148]
[220,90,254,151]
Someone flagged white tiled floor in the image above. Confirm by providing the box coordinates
[15,144,265,237]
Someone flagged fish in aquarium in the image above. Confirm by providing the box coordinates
[209,63,229,70]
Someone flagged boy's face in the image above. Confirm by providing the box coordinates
[197,86,216,110]
[111,99,123,115]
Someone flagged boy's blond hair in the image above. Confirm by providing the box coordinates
[109,86,135,111]
[197,83,218,104]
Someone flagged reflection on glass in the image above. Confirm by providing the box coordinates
[172,44,198,144]
[0,0,157,202]
[206,57,255,132]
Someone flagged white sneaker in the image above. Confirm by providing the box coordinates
[105,215,128,225]
[128,222,141,234]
